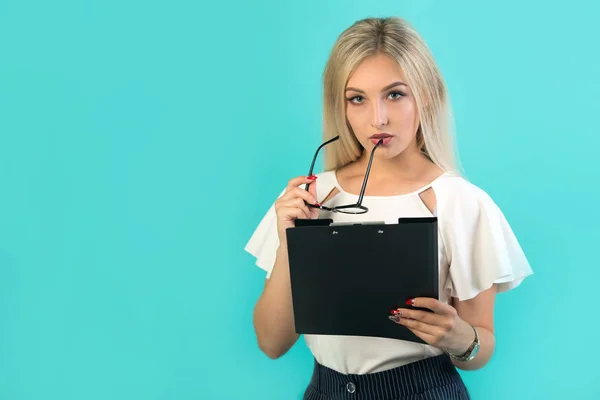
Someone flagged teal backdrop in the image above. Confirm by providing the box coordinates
[1,0,598,399]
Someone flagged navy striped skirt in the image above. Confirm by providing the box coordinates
[303,354,470,400]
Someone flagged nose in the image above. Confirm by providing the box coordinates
[370,100,388,129]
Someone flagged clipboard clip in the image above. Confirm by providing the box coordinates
[293,219,388,228]
[293,218,333,227]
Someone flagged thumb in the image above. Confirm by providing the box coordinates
[308,180,320,218]
[308,180,318,204]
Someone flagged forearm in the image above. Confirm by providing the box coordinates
[448,324,495,371]
[252,246,299,358]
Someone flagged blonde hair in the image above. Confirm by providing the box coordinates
[322,17,461,175]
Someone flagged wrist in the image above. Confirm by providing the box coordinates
[446,319,476,355]
[444,322,480,363]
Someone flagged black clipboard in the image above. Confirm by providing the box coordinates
[285,217,439,344]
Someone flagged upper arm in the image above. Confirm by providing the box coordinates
[452,284,497,334]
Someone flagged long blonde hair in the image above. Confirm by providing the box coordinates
[322,17,461,175]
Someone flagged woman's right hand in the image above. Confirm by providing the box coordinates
[275,175,321,245]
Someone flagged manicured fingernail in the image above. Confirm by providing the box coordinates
[390,308,403,315]
[406,299,414,305]
[307,175,317,180]
[314,202,321,206]
[388,315,402,323]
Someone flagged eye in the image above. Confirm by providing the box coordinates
[346,95,364,104]
[388,91,406,100]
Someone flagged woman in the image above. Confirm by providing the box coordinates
[245,16,533,399]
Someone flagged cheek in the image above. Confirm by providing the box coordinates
[392,102,419,133]
[391,100,417,121]
[345,107,366,131]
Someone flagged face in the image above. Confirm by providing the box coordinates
[345,53,421,160]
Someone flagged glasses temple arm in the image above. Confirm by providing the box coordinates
[357,139,383,204]
[304,136,340,191]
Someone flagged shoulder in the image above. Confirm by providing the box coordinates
[433,173,492,202]
[432,173,497,216]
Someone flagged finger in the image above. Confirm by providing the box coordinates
[306,183,321,218]
[285,175,317,194]
[389,315,445,337]
[409,298,456,316]
[277,197,316,214]
[404,328,440,345]
[277,197,311,216]
[307,177,318,201]
[398,308,448,326]
[279,187,319,206]
[279,206,310,221]
[308,204,321,219]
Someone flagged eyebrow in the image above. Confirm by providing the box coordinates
[345,81,408,93]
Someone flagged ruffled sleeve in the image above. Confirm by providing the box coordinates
[435,176,533,301]
[244,171,338,278]
[244,188,285,279]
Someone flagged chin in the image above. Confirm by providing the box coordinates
[369,142,410,159]
[378,149,407,160]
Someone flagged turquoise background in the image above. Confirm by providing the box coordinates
[0,0,598,399]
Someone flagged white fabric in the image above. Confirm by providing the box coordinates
[244,170,533,374]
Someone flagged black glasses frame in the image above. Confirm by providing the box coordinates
[304,135,383,214]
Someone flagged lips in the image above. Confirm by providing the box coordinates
[369,134,394,146]
[369,133,393,139]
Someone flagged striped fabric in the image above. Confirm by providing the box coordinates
[303,354,470,400]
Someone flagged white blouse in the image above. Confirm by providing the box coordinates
[245,170,533,374]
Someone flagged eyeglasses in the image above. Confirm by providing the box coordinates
[304,135,383,214]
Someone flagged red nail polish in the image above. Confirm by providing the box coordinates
[307,175,317,180]
[406,299,414,305]
[314,202,321,207]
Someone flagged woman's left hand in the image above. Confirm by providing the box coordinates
[389,297,474,353]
